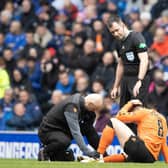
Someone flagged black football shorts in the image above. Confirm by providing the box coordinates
[124,135,155,163]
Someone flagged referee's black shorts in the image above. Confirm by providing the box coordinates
[124,136,155,163]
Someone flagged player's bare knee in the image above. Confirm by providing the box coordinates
[107,118,120,128]
[109,118,121,129]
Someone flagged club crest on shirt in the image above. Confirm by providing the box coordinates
[125,51,135,61]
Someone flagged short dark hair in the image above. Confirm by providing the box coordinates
[107,14,122,28]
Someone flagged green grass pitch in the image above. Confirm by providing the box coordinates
[0,159,167,168]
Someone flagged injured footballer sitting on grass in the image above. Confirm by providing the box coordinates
[79,99,168,163]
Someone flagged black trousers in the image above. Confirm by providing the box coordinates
[38,127,72,161]
[120,75,150,108]
[38,122,100,161]
[124,136,155,163]
[120,75,150,134]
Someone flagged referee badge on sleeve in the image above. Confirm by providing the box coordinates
[126,51,135,61]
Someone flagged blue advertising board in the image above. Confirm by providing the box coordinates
[0,131,40,159]
[0,131,167,160]
[0,131,122,159]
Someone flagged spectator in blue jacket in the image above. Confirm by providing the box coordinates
[6,102,32,130]
[18,89,42,128]
[27,56,42,91]
[55,70,75,94]
[4,20,26,58]
[0,88,15,130]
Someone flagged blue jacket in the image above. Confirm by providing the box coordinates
[28,62,42,90]
[24,101,43,126]
[0,99,15,130]
[55,75,75,94]
[6,113,33,130]
[5,33,26,56]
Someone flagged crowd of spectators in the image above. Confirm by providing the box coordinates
[0,0,168,131]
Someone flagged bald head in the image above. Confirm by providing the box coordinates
[84,94,104,112]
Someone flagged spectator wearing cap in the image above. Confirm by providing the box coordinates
[4,20,26,56]
[0,58,10,99]
[151,27,168,57]
[20,0,37,32]
[34,23,52,48]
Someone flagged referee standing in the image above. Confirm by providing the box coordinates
[108,15,150,108]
